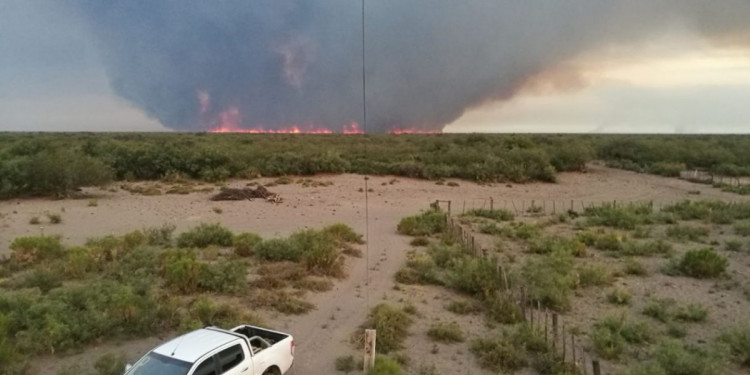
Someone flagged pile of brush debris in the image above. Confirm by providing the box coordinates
[210,186,281,203]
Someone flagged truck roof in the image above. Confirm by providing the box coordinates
[152,328,240,363]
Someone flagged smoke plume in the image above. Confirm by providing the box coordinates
[73,0,750,132]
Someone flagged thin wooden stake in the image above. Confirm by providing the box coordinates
[552,313,559,351]
[364,329,376,373]
[571,334,577,367]
[592,360,601,375]
[561,324,566,362]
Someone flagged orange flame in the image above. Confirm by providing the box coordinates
[388,127,442,134]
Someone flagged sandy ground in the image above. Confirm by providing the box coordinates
[0,165,747,374]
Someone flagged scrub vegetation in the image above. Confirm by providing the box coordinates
[2,133,750,199]
[0,222,363,374]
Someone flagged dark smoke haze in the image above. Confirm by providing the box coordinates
[73,1,750,133]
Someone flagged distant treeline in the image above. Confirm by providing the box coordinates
[1,133,749,199]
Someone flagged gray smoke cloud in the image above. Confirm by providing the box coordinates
[73,1,750,133]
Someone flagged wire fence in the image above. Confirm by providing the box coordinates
[455,197,668,218]
[441,202,606,375]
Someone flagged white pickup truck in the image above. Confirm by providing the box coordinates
[124,325,294,375]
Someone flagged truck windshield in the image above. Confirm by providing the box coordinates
[126,352,192,375]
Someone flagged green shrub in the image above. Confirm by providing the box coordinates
[734,222,750,237]
[47,213,62,224]
[483,294,523,324]
[64,246,96,278]
[512,222,541,240]
[650,340,722,375]
[594,233,625,251]
[663,200,750,224]
[718,325,750,367]
[521,253,576,311]
[623,258,648,276]
[470,336,526,372]
[427,242,464,268]
[528,236,586,257]
[397,211,446,236]
[465,209,514,222]
[724,239,743,252]
[409,237,429,247]
[677,248,728,278]
[323,223,364,244]
[29,216,40,225]
[233,232,262,256]
[675,304,708,323]
[9,235,65,267]
[255,238,302,262]
[394,254,441,285]
[666,225,710,242]
[198,260,247,294]
[335,355,356,373]
[427,322,465,343]
[445,300,482,315]
[143,224,175,246]
[93,352,128,375]
[21,267,63,293]
[578,264,614,288]
[643,298,676,323]
[177,223,234,248]
[584,203,654,230]
[448,256,502,297]
[364,304,413,354]
[622,240,673,257]
[371,357,403,375]
[607,287,633,305]
[592,314,652,360]
[186,297,254,328]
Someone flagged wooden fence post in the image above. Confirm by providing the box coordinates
[592,360,601,375]
[447,200,451,215]
[571,334,577,368]
[364,329,376,373]
[561,324,566,362]
[490,197,494,211]
[552,313,558,351]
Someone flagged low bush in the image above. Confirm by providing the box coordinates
[677,248,728,279]
[372,357,403,375]
[577,264,614,288]
[143,224,175,246]
[718,325,750,367]
[592,314,653,360]
[323,223,365,244]
[584,203,654,230]
[724,239,743,252]
[623,258,648,276]
[621,240,673,257]
[448,256,502,297]
[409,237,429,247]
[20,266,63,293]
[445,300,482,315]
[427,243,464,268]
[666,225,710,242]
[255,238,302,262]
[521,253,576,311]
[233,232,262,257]
[643,298,676,323]
[394,254,441,285]
[162,250,246,294]
[93,352,128,375]
[528,236,587,257]
[734,221,750,237]
[465,209,514,222]
[675,304,709,323]
[47,213,62,224]
[250,290,314,315]
[607,287,633,305]
[594,232,625,251]
[397,211,446,236]
[663,200,750,224]
[427,322,465,343]
[177,223,234,248]
[335,355,356,373]
[363,304,413,354]
[483,294,523,324]
[470,336,526,372]
[650,340,722,375]
[9,235,65,267]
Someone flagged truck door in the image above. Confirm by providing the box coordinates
[216,343,252,375]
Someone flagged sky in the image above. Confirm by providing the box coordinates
[1,1,749,133]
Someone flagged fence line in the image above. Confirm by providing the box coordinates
[455,197,688,218]
[442,202,603,375]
